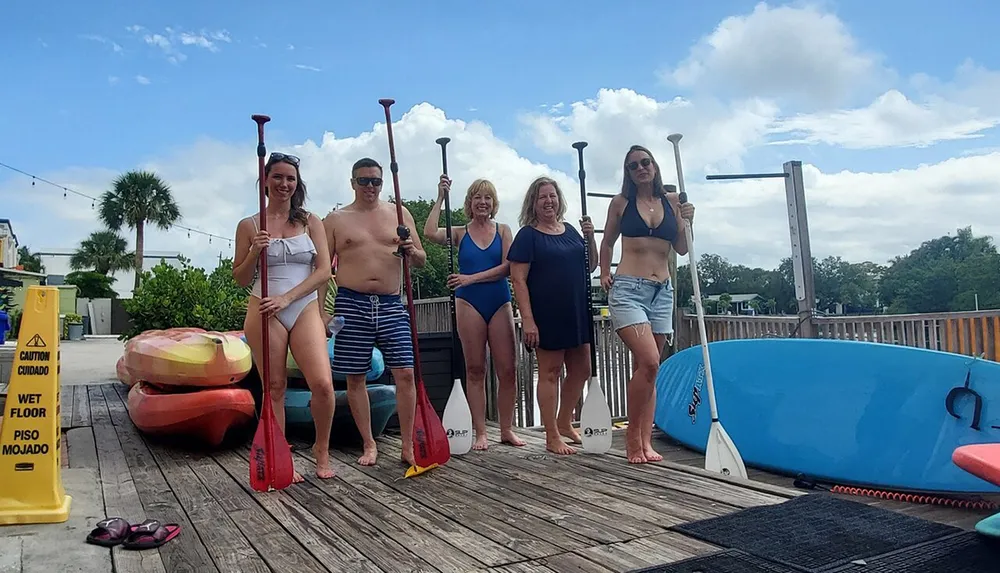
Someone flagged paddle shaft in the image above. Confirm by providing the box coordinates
[251,114,275,447]
[436,137,459,382]
[572,141,598,375]
[668,135,719,422]
[379,99,425,384]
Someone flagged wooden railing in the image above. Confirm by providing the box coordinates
[411,297,1000,428]
[675,310,1000,361]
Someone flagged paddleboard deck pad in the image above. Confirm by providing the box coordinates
[655,338,1000,494]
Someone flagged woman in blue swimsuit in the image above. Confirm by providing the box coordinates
[508,176,598,455]
[424,176,524,449]
[599,144,695,464]
[232,152,336,481]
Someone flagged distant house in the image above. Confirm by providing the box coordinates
[694,293,763,315]
[0,218,19,269]
[36,248,184,299]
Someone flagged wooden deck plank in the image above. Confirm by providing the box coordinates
[210,450,388,573]
[432,439,733,527]
[345,439,593,557]
[60,385,74,429]
[66,426,98,469]
[87,385,167,573]
[72,384,91,427]
[374,437,636,544]
[574,531,718,573]
[287,454,443,573]
[291,448,521,569]
[285,450,491,572]
[483,561,559,572]
[93,384,219,572]
[542,552,617,573]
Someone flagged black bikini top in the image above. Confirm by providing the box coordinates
[620,193,678,242]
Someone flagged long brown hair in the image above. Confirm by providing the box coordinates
[264,154,309,226]
[620,145,668,199]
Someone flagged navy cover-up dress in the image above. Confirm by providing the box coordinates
[506,223,592,351]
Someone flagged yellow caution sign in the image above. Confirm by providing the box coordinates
[0,286,71,525]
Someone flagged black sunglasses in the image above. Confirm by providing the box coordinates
[268,152,300,165]
[627,157,652,171]
[355,176,383,187]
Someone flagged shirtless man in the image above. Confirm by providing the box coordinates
[319,157,426,467]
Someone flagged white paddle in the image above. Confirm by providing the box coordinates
[442,377,474,454]
[573,141,614,454]
[436,136,474,455]
[666,133,748,479]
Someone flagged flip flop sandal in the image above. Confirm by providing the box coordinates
[121,520,182,550]
[85,517,139,547]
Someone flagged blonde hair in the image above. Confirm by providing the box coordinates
[518,176,567,227]
[463,179,499,219]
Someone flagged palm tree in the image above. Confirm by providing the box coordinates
[69,230,134,275]
[98,170,181,289]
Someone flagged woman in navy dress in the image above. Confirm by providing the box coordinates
[507,176,597,455]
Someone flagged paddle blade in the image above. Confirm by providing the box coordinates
[705,420,748,479]
[580,377,613,454]
[249,398,296,491]
[403,463,440,479]
[442,378,473,455]
[413,380,451,468]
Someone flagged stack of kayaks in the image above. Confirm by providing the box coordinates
[118,327,256,447]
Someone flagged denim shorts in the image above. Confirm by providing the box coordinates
[607,274,674,334]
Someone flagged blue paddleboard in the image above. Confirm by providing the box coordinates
[284,384,397,443]
[654,338,1000,494]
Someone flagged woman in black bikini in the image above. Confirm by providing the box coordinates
[599,145,695,464]
[424,176,524,449]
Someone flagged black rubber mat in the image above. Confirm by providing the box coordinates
[670,493,962,572]
[628,549,804,572]
[824,531,1000,572]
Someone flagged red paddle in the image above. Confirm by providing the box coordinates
[249,113,295,492]
[378,98,451,475]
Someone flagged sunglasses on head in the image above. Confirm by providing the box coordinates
[268,152,300,165]
[355,176,383,187]
[627,157,652,171]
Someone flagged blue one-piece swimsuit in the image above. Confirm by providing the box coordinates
[455,223,512,323]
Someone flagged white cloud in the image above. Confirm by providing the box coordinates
[664,2,888,107]
[107,76,120,86]
[125,25,231,64]
[79,34,123,54]
[134,75,151,85]
[769,89,1000,148]
[294,64,321,72]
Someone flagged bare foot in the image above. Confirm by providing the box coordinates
[546,436,576,455]
[400,442,416,467]
[357,443,378,466]
[558,425,582,444]
[313,446,336,479]
[643,446,663,462]
[472,434,489,451]
[626,430,646,464]
[500,430,526,447]
[292,471,305,484]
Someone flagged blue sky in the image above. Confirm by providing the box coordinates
[2,1,999,293]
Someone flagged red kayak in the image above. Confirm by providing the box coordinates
[127,381,256,447]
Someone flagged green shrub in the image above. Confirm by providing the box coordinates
[121,256,250,340]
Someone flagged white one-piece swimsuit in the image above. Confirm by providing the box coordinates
[249,215,319,331]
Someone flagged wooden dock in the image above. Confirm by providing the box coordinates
[57,382,994,573]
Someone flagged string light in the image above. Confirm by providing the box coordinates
[0,161,234,250]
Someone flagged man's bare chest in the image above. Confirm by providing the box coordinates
[336,218,400,251]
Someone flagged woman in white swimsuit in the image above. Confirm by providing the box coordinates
[232,152,336,481]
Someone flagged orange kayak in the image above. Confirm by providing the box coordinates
[119,327,252,388]
[127,381,256,447]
